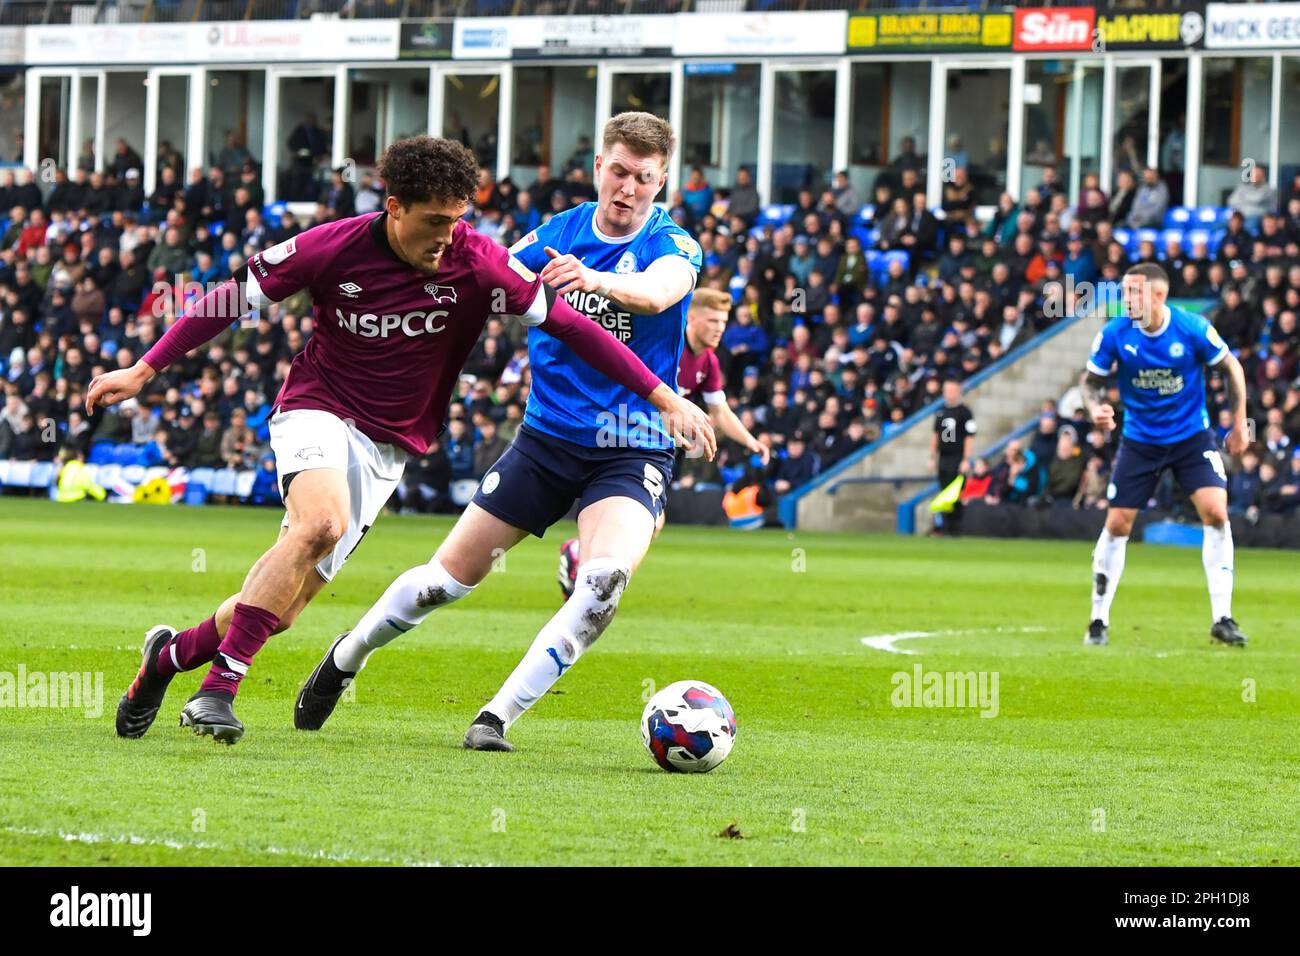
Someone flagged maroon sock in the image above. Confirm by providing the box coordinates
[156,616,222,677]
[197,603,279,698]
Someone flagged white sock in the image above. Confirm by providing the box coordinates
[484,558,630,730]
[332,557,474,672]
[1091,529,1128,625]
[1202,522,1234,623]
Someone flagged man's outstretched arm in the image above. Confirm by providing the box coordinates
[526,285,716,460]
[1219,351,1249,456]
[86,276,251,413]
[538,246,696,316]
[708,397,769,465]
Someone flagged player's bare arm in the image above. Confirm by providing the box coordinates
[1220,352,1249,456]
[539,246,695,316]
[709,399,769,465]
[86,272,255,412]
[526,280,716,460]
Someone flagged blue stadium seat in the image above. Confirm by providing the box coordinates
[1160,228,1185,250]
[1112,228,1131,249]
[759,204,795,228]
[211,469,238,496]
[264,201,287,229]
[189,467,215,491]
[1163,207,1193,228]
[858,204,875,224]
[88,442,117,465]
[876,250,909,284]
[1186,228,1214,253]
[114,444,143,466]
[1135,228,1160,249]
[1196,207,1232,228]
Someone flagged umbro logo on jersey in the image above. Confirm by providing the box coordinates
[425,283,458,304]
[339,282,362,298]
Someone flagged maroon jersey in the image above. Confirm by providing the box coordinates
[677,340,724,405]
[245,214,544,455]
[141,211,662,460]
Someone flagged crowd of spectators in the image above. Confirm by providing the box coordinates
[2,129,1299,524]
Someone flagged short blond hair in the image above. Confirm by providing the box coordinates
[602,112,675,167]
[690,288,733,315]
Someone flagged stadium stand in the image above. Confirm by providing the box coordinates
[1,111,1299,527]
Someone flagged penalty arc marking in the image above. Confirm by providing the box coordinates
[860,626,1048,655]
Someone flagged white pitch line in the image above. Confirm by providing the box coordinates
[860,626,1047,655]
[2,825,462,867]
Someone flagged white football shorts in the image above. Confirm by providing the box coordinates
[268,407,406,582]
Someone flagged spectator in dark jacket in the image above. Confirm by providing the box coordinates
[445,418,475,482]
[472,417,508,479]
[771,431,818,494]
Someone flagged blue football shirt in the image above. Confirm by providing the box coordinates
[509,202,702,450]
[1086,303,1230,445]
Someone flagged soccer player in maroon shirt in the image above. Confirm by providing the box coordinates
[557,287,769,597]
[88,136,712,744]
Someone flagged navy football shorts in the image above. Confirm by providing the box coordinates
[470,424,674,538]
[1107,428,1227,509]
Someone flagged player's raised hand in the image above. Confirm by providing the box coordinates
[85,362,153,414]
[1091,402,1116,432]
[540,246,602,296]
[747,436,771,467]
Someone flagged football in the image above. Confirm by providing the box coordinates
[641,681,737,773]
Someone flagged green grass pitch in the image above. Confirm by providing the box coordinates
[0,497,1296,866]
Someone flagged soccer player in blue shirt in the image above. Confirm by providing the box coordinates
[294,113,719,748]
[1081,263,1250,647]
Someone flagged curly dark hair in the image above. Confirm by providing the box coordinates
[377,136,478,209]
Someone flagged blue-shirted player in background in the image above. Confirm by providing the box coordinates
[1081,263,1250,647]
[292,113,719,749]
